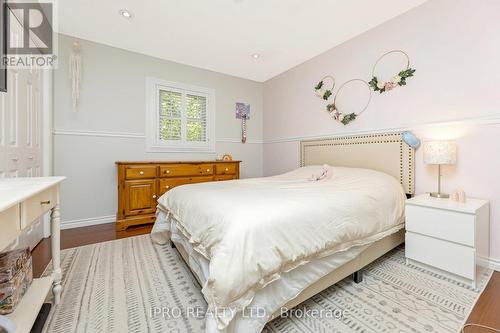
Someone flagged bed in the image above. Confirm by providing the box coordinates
[151,132,415,333]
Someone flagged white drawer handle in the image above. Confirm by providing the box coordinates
[10,157,19,162]
[27,156,34,160]
[40,200,51,205]
[139,171,144,175]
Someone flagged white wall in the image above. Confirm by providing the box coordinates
[54,34,263,228]
[263,0,500,262]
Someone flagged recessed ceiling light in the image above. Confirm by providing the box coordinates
[251,53,260,59]
[119,9,133,19]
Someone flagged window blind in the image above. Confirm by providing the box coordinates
[186,94,207,142]
[159,90,182,141]
[158,89,208,143]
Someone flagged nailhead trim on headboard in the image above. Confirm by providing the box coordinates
[300,132,415,195]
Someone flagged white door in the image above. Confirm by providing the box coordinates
[0,17,46,249]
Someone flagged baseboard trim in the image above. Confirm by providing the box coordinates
[61,215,116,230]
[480,256,500,272]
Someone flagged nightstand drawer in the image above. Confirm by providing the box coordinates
[406,205,475,246]
[406,232,475,280]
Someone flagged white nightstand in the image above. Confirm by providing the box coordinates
[405,194,489,288]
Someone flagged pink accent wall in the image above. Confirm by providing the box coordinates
[263,0,500,262]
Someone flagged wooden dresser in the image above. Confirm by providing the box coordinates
[116,161,241,230]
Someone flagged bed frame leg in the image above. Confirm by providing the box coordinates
[353,270,363,283]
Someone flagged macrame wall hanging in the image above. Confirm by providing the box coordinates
[69,41,82,111]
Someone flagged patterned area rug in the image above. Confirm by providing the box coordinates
[42,235,491,333]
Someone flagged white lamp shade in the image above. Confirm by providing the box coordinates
[423,141,457,165]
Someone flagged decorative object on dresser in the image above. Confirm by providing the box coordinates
[116,161,241,231]
[405,194,489,288]
[0,177,65,333]
[423,140,457,198]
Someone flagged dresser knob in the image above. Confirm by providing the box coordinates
[225,168,229,172]
[165,185,170,189]
[166,170,170,174]
[152,194,157,199]
[206,169,210,172]
[139,171,144,175]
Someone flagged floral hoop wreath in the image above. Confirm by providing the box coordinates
[314,75,335,100]
[326,79,371,125]
[368,50,416,93]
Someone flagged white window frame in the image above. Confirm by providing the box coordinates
[146,77,215,153]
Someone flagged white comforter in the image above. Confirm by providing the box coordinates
[154,166,405,329]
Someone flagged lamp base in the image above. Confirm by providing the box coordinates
[429,192,450,198]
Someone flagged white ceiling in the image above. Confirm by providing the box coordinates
[58,0,428,82]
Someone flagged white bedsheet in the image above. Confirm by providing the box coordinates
[152,166,405,330]
[158,212,373,333]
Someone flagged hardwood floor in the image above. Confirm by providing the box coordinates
[31,223,499,332]
[465,272,500,333]
[31,222,152,278]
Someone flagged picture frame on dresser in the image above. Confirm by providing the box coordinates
[115,161,241,231]
[405,194,490,288]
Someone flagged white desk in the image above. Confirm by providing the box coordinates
[0,177,65,333]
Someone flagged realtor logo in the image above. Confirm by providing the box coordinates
[2,1,57,68]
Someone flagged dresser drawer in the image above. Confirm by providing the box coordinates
[160,164,214,177]
[0,205,21,250]
[406,205,475,246]
[159,176,213,195]
[216,164,236,175]
[215,175,237,181]
[125,165,157,179]
[21,186,57,229]
[406,232,475,279]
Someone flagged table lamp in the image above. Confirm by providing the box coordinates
[423,141,457,198]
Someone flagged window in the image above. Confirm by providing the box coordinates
[146,78,215,152]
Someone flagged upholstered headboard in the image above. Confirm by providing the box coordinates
[300,132,415,195]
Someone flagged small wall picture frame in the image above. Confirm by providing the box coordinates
[235,102,250,119]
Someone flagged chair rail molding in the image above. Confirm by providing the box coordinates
[264,113,500,144]
[53,129,264,144]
